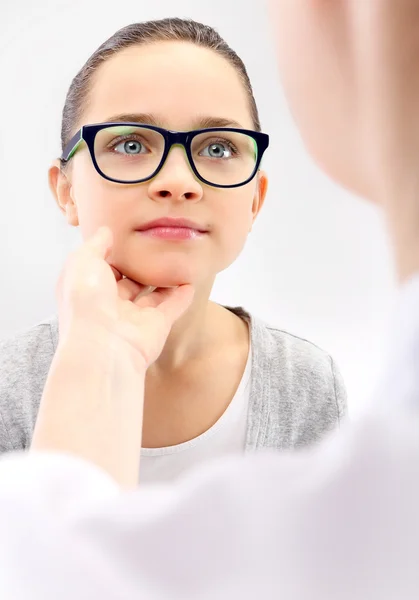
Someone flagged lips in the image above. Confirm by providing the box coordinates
[135,217,208,241]
[136,217,208,233]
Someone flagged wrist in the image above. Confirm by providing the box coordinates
[58,320,148,375]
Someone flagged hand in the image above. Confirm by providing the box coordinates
[33,227,193,486]
[57,226,194,369]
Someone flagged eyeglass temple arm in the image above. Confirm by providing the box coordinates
[61,128,84,162]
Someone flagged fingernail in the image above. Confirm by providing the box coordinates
[134,285,156,301]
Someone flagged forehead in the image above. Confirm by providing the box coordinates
[83,41,253,130]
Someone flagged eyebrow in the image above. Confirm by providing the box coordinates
[102,113,245,130]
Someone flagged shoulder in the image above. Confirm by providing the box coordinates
[0,317,58,452]
[254,317,338,375]
[261,321,347,412]
[0,316,58,375]
[231,308,348,451]
[231,306,340,377]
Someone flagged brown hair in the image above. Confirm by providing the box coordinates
[60,18,261,152]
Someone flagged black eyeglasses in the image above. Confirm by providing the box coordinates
[60,122,270,189]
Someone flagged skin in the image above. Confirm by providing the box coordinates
[48,41,268,448]
[269,0,419,281]
[268,1,365,197]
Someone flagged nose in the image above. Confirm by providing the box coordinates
[147,146,203,204]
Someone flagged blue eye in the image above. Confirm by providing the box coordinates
[201,142,234,159]
[114,139,146,155]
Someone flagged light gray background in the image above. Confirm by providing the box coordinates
[0,0,395,414]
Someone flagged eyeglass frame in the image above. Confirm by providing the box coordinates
[60,122,270,189]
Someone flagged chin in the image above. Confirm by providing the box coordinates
[118,261,197,288]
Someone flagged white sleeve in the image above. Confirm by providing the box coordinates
[372,274,419,415]
[1,277,419,600]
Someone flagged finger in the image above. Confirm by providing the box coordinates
[155,284,195,324]
[117,278,149,301]
[133,286,175,309]
[134,285,157,302]
[84,227,113,260]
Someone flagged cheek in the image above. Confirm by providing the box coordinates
[214,190,254,257]
[71,170,136,239]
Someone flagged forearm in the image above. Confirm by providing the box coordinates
[31,328,146,489]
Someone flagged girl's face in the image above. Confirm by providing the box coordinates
[51,41,268,288]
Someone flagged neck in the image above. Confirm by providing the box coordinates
[152,278,216,371]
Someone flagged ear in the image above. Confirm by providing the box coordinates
[250,170,268,228]
[48,160,79,226]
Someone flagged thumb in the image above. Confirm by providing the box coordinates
[58,226,114,308]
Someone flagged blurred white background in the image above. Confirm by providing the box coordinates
[0,0,396,414]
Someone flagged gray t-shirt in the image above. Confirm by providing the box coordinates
[0,307,347,453]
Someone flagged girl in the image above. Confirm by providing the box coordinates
[0,18,346,483]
